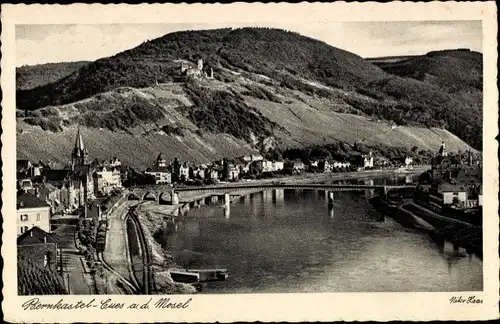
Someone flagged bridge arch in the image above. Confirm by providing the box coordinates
[158,192,171,205]
[128,193,141,200]
[143,191,157,201]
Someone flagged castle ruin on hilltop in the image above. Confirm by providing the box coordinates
[180,59,214,80]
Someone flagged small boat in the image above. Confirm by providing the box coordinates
[170,269,200,283]
[186,268,229,282]
[170,268,229,283]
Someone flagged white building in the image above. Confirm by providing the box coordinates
[243,154,264,162]
[438,183,468,206]
[405,156,413,167]
[262,160,274,173]
[228,165,240,181]
[333,161,351,169]
[145,167,171,184]
[179,164,190,181]
[273,161,284,171]
[17,192,51,236]
[362,152,374,169]
[193,168,205,179]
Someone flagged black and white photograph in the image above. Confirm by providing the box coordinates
[2,2,498,323]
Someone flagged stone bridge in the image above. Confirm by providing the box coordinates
[127,183,415,206]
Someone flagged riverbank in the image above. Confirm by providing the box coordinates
[369,197,482,258]
[134,202,197,294]
[236,165,429,186]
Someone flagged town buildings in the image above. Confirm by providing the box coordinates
[261,160,284,173]
[94,165,123,194]
[145,153,172,184]
[17,226,59,270]
[318,160,332,173]
[15,128,136,214]
[284,160,305,174]
[17,191,51,236]
[420,142,483,211]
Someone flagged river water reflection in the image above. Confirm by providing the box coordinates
[160,175,483,293]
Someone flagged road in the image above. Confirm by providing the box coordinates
[52,225,96,294]
[102,200,140,293]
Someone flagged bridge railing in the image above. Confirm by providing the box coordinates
[131,183,415,192]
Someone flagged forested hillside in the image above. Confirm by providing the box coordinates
[16,28,482,165]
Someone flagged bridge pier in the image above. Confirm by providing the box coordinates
[224,193,230,219]
[171,190,179,205]
[328,205,334,219]
[327,191,334,206]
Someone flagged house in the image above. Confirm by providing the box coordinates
[318,160,332,173]
[242,154,264,162]
[259,160,283,173]
[93,166,122,194]
[18,178,34,192]
[17,192,51,236]
[206,168,218,182]
[273,161,284,172]
[17,226,58,271]
[17,159,32,174]
[308,160,319,172]
[437,183,468,207]
[37,183,61,214]
[191,166,206,179]
[234,157,251,175]
[284,160,305,174]
[261,160,274,173]
[145,167,172,185]
[145,153,172,184]
[405,156,413,167]
[362,151,374,169]
[179,163,190,181]
[228,164,240,181]
[332,161,351,169]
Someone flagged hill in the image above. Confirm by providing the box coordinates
[16,61,89,90]
[369,49,482,92]
[16,28,482,166]
[17,79,474,169]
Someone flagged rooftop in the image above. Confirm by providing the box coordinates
[146,166,171,173]
[17,191,50,209]
[17,226,57,245]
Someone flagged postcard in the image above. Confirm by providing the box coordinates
[2,2,498,322]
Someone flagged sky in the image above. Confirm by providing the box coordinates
[15,21,482,67]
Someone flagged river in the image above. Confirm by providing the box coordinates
[157,175,483,293]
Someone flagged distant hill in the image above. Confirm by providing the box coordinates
[16,28,482,166]
[16,61,89,90]
[369,49,482,92]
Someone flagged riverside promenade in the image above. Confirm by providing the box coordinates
[101,192,141,294]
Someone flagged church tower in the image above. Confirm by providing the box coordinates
[72,127,88,169]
